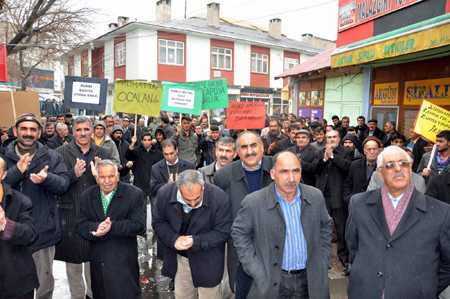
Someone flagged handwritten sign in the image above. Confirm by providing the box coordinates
[113,80,163,117]
[227,102,265,130]
[374,82,398,105]
[414,100,450,143]
[160,82,203,115]
[64,76,108,111]
[72,82,100,104]
[189,78,229,110]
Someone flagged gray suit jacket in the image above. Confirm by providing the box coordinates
[346,188,450,298]
[232,182,332,299]
[214,155,274,291]
[198,161,216,184]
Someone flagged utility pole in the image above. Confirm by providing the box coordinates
[184,0,187,19]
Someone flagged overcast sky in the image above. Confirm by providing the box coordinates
[82,0,339,42]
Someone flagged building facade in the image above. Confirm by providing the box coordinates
[61,1,325,116]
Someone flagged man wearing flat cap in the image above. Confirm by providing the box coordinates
[382,121,398,147]
[1,113,70,299]
[287,129,319,187]
[361,119,385,142]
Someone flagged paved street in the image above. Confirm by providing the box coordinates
[54,204,349,298]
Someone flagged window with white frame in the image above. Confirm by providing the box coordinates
[101,53,105,73]
[212,47,232,70]
[284,57,299,71]
[252,52,268,74]
[159,39,184,65]
[68,59,74,76]
[115,42,126,67]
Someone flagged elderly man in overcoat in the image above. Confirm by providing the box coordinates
[232,151,332,298]
[152,170,231,298]
[346,146,450,298]
[75,159,146,299]
[55,116,111,299]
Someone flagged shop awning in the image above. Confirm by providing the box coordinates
[331,14,450,68]
[275,47,336,79]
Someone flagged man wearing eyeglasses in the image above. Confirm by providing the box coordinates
[346,146,450,298]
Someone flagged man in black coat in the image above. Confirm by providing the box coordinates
[360,119,385,142]
[426,171,450,205]
[150,139,195,199]
[357,116,369,141]
[55,116,111,299]
[406,128,428,173]
[125,133,163,201]
[0,157,39,299]
[76,160,146,299]
[2,113,70,299]
[111,126,133,183]
[343,137,381,204]
[287,129,318,186]
[214,131,274,298]
[275,123,299,153]
[47,122,74,149]
[316,130,354,271]
[152,170,231,298]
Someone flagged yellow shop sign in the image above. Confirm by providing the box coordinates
[373,82,398,105]
[331,22,450,68]
[404,78,450,106]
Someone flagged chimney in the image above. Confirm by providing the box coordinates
[108,23,118,31]
[207,3,220,27]
[268,18,282,38]
[156,0,171,21]
[117,16,129,27]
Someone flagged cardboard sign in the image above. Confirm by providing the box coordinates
[188,78,229,110]
[64,76,108,111]
[0,92,41,126]
[227,102,265,130]
[414,100,450,143]
[160,82,203,115]
[113,80,163,117]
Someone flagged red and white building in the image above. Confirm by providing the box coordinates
[61,1,326,115]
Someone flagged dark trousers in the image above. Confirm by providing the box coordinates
[278,269,309,299]
[17,291,34,299]
[325,197,349,263]
[235,263,253,299]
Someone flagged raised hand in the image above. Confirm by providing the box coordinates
[17,153,31,174]
[74,158,86,178]
[30,165,49,184]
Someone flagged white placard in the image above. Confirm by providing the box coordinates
[168,88,195,109]
[72,81,101,104]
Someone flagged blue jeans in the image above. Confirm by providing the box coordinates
[235,263,253,299]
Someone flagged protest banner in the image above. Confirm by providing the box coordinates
[64,76,108,111]
[188,78,229,110]
[113,80,163,117]
[160,82,203,115]
[0,91,41,126]
[414,100,450,143]
[227,102,265,130]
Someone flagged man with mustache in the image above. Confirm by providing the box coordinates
[111,126,133,184]
[287,129,318,187]
[214,131,274,298]
[275,124,300,154]
[232,151,332,298]
[263,118,287,156]
[316,130,354,275]
[55,116,112,299]
[76,159,146,299]
[1,113,70,299]
[346,146,450,298]
[47,123,74,149]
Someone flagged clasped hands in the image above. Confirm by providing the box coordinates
[92,217,111,237]
[174,235,193,251]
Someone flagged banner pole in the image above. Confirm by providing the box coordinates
[427,143,437,169]
[10,91,17,121]
[134,114,138,137]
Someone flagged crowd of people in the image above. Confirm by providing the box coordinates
[0,110,449,299]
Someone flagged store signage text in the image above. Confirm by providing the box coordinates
[241,93,270,99]
[404,78,450,106]
[373,82,398,105]
[331,22,450,68]
[338,0,423,32]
